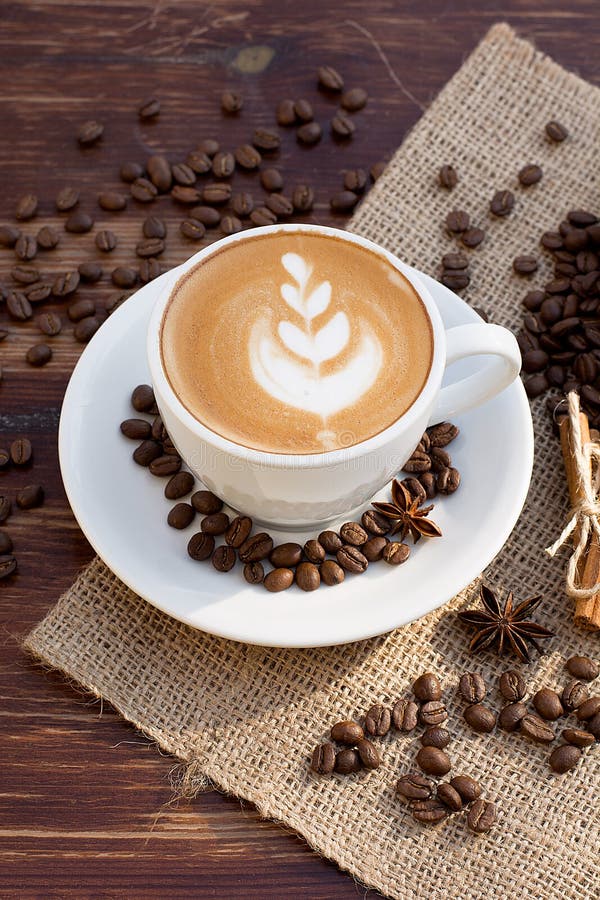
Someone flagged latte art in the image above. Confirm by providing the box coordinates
[161,231,433,454]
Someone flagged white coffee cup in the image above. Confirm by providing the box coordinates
[147,224,521,529]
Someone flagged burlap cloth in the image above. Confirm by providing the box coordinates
[24,23,600,899]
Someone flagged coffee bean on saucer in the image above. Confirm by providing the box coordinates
[361,509,390,536]
[396,772,434,803]
[403,450,431,473]
[421,726,450,749]
[336,545,368,573]
[16,484,44,509]
[132,439,162,466]
[187,532,215,561]
[518,164,543,186]
[521,714,555,743]
[239,532,273,562]
[243,561,264,584]
[339,521,368,546]
[201,512,230,535]
[15,193,38,220]
[498,701,528,732]
[300,539,324,564]
[311,741,336,774]
[566,655,599,681]
[225,516,253,549]
[490,189,514,217]
[467,799,496,834]
[392,698,418,732]
[221,90,243,113]
[335,748,362,775]
[549,744,581,774]
[437,782,463,812]
[413,672,441,702]
[297,122,322,145]
[575,696,600,721]
[438,164,458,190]
[545,120,568,142]
[276,99,297,126]
[318,530,342,553]
[270,543,302,568]
[416,746,451,776]
[26,344,52,367]
[167,503,195,529]
[437,467,460,494]
[419,700,448,727]
[131,384,155,413]
[263,567,294,592]
[296,562,320,591]
[191,490,222,514]
[533,688,564,720]
[382,542,410,565]
[319,560,345,585]
[562,727,595,748]
[463,704,496,733]
[364,704,391,737]
[164,471,195,499]
[459,673,487,704]
[362,536,388,561]
[561,680,589,711]
[401,477,427,505]
[212,545,236,572]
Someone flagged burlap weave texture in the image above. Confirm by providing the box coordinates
[25,24,600,900]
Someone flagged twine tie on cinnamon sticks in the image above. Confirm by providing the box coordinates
[546,391,600,627]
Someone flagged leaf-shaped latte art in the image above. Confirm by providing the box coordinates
[306,281,331,320]
[281,252,310,287]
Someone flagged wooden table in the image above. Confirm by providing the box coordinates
[2,3,599,895]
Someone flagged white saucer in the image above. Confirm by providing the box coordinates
[58,265,533,648]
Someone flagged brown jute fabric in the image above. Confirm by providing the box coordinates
[24,23,600,899]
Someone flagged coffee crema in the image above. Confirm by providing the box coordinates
[161,231,433,454]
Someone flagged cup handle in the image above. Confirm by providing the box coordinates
[428,323,522,425]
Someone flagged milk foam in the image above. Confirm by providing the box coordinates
[249,253,383,424]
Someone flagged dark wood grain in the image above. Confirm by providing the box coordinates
[1,2,600,896]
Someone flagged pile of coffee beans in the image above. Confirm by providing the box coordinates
[399,421,460,498]
[0,436,44,579]
[120,386,462,591]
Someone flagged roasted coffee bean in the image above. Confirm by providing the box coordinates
[562,727,595,748]
[131,384,155,413]
[7,291,32,321]
[212,151,235,178]
[411,797,448,825]
[436,782,463,812]
[190,491,222,515]
[221,90,243,113]
[77,119,103,145]
[335,748,361,775]
[545,120,568,142]
[523,289,546,311]
[0,224,20,247]
[589,712,600,738]
[318,65,344,91]
[292,184,315,212]
[149,454,181,477]
[362,536,388,562]
[303,539,326,564]
[382,542,410,565]
[297,121,322,145]
[438,164,458,189]
[65,210,94,233]
[0,497,11,523]
[171,162,196,187]
[212,545,236,572]
[132,439,162,466]
[490,189,514,217]
[252,128,280,152]
[441,271,470,290]
[164,472,195,500]
[549,744,581,774]
[436,467,461,494]
[294,98,314,122]
[533,688,564,720]
[231,192,255,218]
[187,531,215,561]
[296,561,320,591]
[311,742,336,774]
[180,219,206,241]
[265,193,293,216]
[396,772,435,802]
[244,561,264,584]
[15,235,37,261]
[147,154,172,192]
[15,193,38,220]
[134,237,164,259]
[318,530,342,553]
[197,138,219,157]
[413,672,441,702]
[120,162,144,183]
[186,151,211,175]
[339,521,368,546]
[171,185,202,204]
[138,96,160,119]
[250,207,277,227]
[576,696,600,721]
[56,187,80,213]
[498,701,528,733]
[461,227,486,248]
[450,775,482,804]
[467,799,496,834]
[562,680,589,711]
[200,512,230,535]
[566,655,599,681]
[276,99,297,126]
[521,714,555,743]
[0,555,17,579]
[239,532,273,562]
[130,178,158,202]
[331,720,364,744]
[403,450,431,474]
[26,343,52,367]
[331,111,355,138]
[419,700,448,727]
[459,673,486,704]
[319,559,345,586]
[139,258,161,283]
[10,438,32,466]
[53,271,81,297]
[264,567,294,592]
[67,299,95,323]
[364,705,391,737]
[222,516,252,550]
[442,252,469,271]
[0,449,9,469]
[141,217,166,240]
[0,532,12,554]
[78,261,103,283]
[513,255,538,275]
[336,545,368,573]
[190,206,221,227]
[330,190,358,212]
[35,225,59,251]
[524,373,549,398]
[270,542,303,567]
[98,191,127,212]
[429,447,451,472]
[392,698,418,732]
[361,509,390,536]
[36,312,62,337]
[463,704,496,733]
[522,349,549,373]
[167,503,195,530]
[445,209,470,234]
[12,265,39,285]
[341,87,368,111]
[416,746,451,776]
[343,169,367,193]
[355,738,381,770]
[421,726,451,749]
[220,214,242,236]
[428,422,459,448]
[518,163,543,186]
[111,266,137,289]
[74,316,101,343]
[568,209,597,227]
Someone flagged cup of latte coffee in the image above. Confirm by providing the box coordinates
[148,224,521,528]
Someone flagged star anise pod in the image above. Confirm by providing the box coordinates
[372,479,442,543]
[458,584,554,662]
